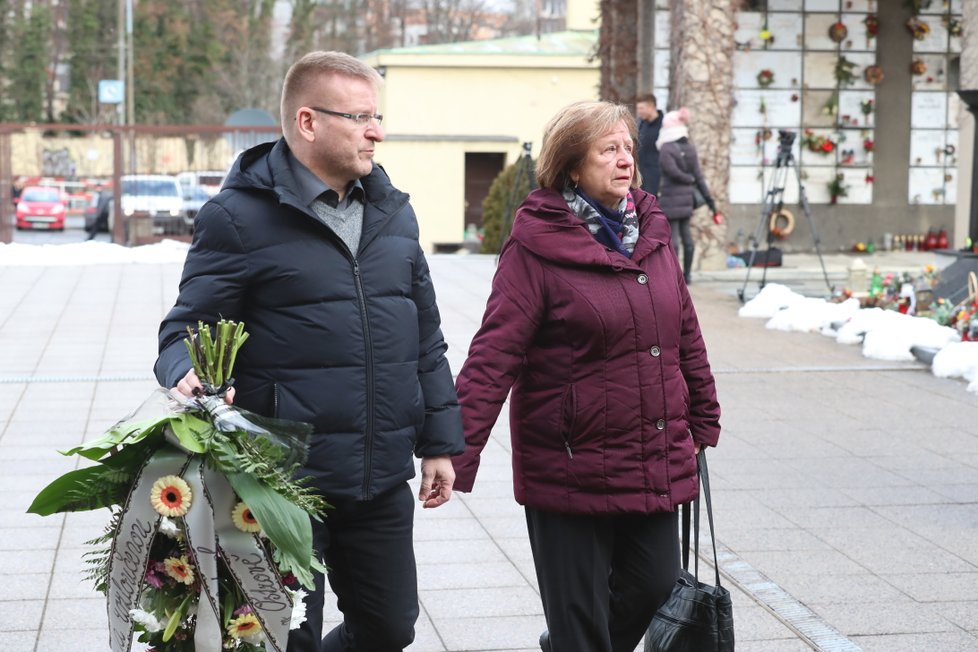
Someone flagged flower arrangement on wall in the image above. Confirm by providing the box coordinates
[864,65,884,85]
[757,69,775,88]
[828,172,849,204]
[864,15,879,40]
[906,17,930,40]
[801,129,837,154]
[829,21,848,43]
[835,57,857,86]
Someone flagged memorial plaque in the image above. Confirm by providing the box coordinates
[911,21,949,53]
[909,129,945,166]
[804,0,839,11]
[803,52,838,89]
[735,12,764,46]
[908,168,947,204]
[800,166,835,204]
[768,12,804,50]
[804,14,840,51]
[838,90,875,127]
[839,168,873,204]
[732,90,801,128]
[802,89,837,127]
[729,166,765,205]
[730,129,765,166]
[798,128,840,167]
[734,50,802,89]
[911,92,948,128]
[910,54,949,91]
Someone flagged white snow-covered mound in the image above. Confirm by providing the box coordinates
[738,283,807,319]
[933,341,978,394]
[0,239,190,265]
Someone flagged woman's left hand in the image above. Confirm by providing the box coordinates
[694,443,702,454]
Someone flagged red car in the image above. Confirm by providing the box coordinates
[16,186,66,230]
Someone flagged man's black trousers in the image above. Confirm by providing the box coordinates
[287,482,419,652]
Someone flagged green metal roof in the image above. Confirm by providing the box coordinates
[365,29,597,58]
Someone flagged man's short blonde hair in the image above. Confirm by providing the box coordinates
[280,51,383,139]
[536,100,640,191]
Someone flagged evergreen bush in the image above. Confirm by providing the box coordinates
[480,155,536,254]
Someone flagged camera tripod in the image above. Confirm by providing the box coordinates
[736,130,833,303]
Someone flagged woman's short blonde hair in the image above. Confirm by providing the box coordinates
[535,100,641,191]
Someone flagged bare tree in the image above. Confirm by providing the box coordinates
[597,0,638,103]
[418,0,492,44]
[668,0,735,270]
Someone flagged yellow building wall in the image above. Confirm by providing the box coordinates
[375,138,518,250]
[380,65,598,144]
[372,63,599,250]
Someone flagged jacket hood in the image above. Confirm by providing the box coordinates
[223,138,405,214]
[507,187,672,267]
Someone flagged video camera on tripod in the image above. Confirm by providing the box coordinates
[736,128,833,302]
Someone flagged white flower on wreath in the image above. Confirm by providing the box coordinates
[158,516,181,539]
[288,588,308,630]
[130,607,165,633]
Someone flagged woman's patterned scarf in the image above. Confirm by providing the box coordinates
[563,186,639,258]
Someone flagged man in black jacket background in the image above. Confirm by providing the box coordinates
[636,94,663,196]
[155,51,464,651]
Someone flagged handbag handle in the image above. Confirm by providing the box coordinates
[680,450,723,590]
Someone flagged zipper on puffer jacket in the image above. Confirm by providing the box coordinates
[272,383,279,418]
[560,384,577,459]
[353,259,375,499]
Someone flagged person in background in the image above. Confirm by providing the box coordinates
[656,107,716,283]
[86,186,112,240]
[636,93,664,196]
[155,50,464,652]
[452,100,721,652]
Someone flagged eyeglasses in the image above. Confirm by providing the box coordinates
[309,106,383,126]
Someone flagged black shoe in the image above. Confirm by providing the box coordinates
[539,630,552,652]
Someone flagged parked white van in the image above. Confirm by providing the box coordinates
[120,174,184,234]
[176,170,226,197]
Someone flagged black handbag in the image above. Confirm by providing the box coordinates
[645,451,734,651]
[692,187,707,209]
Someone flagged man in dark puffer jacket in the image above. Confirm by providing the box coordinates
[155,51,464,651]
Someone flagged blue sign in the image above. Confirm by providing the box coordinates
[99,80,124,104]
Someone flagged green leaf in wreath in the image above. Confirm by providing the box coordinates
[167,413,212,454]
[28,464,132,515]
[226,471,320,589]
[63,416,172,461]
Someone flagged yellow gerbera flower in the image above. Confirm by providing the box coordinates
[232,501,262,533]
[163,555,195,585]
[227,612,262,640]
[150,475,192,517]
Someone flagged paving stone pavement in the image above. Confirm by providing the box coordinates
[1,249,976,651]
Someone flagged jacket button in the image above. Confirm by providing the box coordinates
[637,274,649,284]
[649,345,661,357]
[656,418,666,430]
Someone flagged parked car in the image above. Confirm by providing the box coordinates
[120,174,184,234]
[15,186,66,230]
[181,184,210,228]
[176,170,225,198]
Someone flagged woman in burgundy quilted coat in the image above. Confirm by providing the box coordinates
[453,100,722,652]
